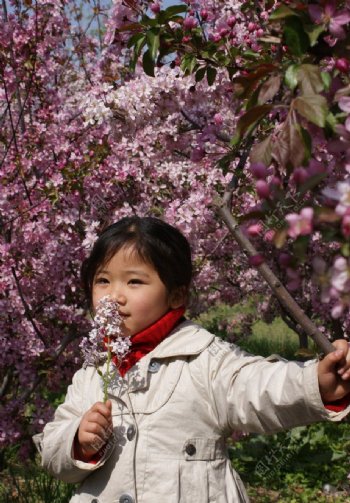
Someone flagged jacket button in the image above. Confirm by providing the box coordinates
[148,360,161,373]
[185,443,196,456]
[119,494,134,503]
[127,424,136,441]
[91,499,99,503]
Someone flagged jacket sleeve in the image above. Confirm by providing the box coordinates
[199,337,350,435]
[34,366,114,484]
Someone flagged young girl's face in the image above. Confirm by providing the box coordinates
[92,246,183,337]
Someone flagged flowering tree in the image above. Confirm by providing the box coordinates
[1,0,350,456]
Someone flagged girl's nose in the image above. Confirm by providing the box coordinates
[111,290,126,305]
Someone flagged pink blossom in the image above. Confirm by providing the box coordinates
[150,3,161,14]
[264,229,276,241]
[256,180,270,198]
[339,97,350,114]
[309,1,350,39]
[293,167,308,185]
[250,162,268,179]
[183,16,197,30]
[335,58,350,73]
[285,207,314,238]
[247,223,263,236]
[227,16,237,28]
[213,113,223,126]
[200,9,209,21]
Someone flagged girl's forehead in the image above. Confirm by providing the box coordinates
[99,244,151,270]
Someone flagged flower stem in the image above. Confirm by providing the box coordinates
[103,335,111,402]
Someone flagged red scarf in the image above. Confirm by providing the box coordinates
[112,306,185,377]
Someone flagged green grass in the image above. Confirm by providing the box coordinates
[0,459,75,503]
[196,300,304,360]
[240,317,301,359]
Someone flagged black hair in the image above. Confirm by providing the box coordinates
[81,216,192,308]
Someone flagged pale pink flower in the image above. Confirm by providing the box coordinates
[323,181,350,215]
[330,256,350,293]
[285,207,314,238]
[80,296,130,400]
[247,223,263,236]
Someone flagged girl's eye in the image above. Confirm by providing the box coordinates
[129,279,143,285]
[95,277,109,284]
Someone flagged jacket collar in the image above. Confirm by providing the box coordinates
[151,320,215,359]
[107,321,215,396]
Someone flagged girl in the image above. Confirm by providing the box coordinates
[35,216,350,503]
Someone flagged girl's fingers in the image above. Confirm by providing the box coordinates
[332,340,350,376]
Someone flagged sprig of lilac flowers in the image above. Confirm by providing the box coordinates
[80,296,131,401]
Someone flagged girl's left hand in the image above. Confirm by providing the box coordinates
[318,339,350,403]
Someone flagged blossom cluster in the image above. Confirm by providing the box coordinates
[80,295,130,367]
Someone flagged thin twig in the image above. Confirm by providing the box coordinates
[11,267,47,348]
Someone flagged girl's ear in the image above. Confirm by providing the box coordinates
[169,286,187,309]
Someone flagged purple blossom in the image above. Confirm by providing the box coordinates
[309,1,350,39]
[80,297,130,399]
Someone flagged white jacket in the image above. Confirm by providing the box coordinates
[34,321,349,503]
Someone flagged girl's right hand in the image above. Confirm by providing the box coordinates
[74,400,113,462]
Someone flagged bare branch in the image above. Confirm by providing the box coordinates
[11,267,47,348]
[0,372,11,399]
[280,310,308,349]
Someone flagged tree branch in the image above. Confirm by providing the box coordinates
[216,196,335,355]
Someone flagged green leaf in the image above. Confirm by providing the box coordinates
[146,28,160,61]
[297,64,324,95]
[293,95,328,127]
[127,32,145,49]
[129,34,147,71]
[242,50,260,60]
[304,23,326,46]
[341,243,350,258]
[285,64,299,90]
[325,112,337,132]
[206,66,217,86]
[283,17,310,57]
[321,71,332,91]
[298,125,312,164]
[140,15,158,28]
[181,53,197,75]
[142,49,155,77]
[270,5,298,20]
[195,66,206,82]
[163,4,188,17]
